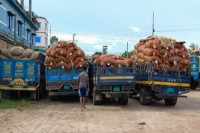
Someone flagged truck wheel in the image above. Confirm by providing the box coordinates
[164,98,177,106]
[30,91,37,100]
[93,88,102,105]
[139,88,152,105]
[190,80,199,90]
[130,92,138,98]
[118,98,128,105]
[50,96,57,101]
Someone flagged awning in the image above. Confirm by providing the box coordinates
[17,20,23,24]
[7,11,14,16]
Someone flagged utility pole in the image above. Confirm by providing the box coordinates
[152,12,155,36]
[73,33,76,43]
[126,42,128,58]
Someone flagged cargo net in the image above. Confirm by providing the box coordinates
[131,36,191,74]
[92,54,134,73]
[136,63,190,82]
[45,41,88,70]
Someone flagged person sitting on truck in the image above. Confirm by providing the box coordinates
[78,66,89,111]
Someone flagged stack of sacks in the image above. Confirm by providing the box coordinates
[45,41,88,69]
[92,54,133,67]
[0,46,41,60]
[131,36,190,71]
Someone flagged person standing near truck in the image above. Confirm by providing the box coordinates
[78,66,89,111]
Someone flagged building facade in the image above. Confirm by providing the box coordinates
[35,17,48,49]
[0,0,38,49]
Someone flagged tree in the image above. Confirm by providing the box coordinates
[50,35,58,46]
[94,51,102,55]
[121,51,132,58]
[188,43,199,54]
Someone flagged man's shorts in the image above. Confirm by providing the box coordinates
[79,87,87,97]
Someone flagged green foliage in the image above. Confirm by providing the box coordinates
[188,43,199,54]
[50,35,58,46]
[94,51,102,55]
[189,43,199,50]
[121,51,132,58]
[0,99,32,109]
[33,46,47,53]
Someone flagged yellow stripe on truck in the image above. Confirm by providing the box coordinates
[93,76,134,80]
[0,85,38,91]
[136,81,190,87]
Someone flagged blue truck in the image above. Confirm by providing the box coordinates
[89,63,136,105]
[0,54,45,99]
[135,63,190,106]
[45,68,82,99]
[190,51,200,90]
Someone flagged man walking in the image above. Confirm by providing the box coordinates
[78,66,89,111]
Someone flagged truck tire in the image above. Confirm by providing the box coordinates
[130,92,138,98]
[118,98,128,105]
[164,98,177,106]
[93,88,102,105]
[30,91,37,100]
[139,88,152,105]
[50,96,57,101]
[190,79,199,90]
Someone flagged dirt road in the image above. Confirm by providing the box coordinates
[0,90,200,133]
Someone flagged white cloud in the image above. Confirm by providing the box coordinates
[51,31,140,54]
[85,51,95,56]
[93,44,103,50]
[129,26,141,32]
[77,34,100,44]
[52,32,100,44]
[107,45,113,50]
[52,32,72,41]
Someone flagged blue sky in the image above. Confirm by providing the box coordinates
[24,0,200,55]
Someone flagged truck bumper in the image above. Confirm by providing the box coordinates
[102,92,131,98]
[155,94,183,99]
[49,91,79,96]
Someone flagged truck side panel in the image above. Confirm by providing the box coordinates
[0,54,45,95]
[190,56,199,80]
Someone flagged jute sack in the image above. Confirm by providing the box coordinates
[0,54,7,59]
[102,57,115,66]
[12,56,20,60]
[55,48,67,56]
[56,41,68,48]
[74,61,87,68]
[29,52,40,60]
[1,49,12,58]
[10,46,24,56]
[21,49,34,58]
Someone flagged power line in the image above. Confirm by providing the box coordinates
[156,27,200,33]
[156,23,200,28]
